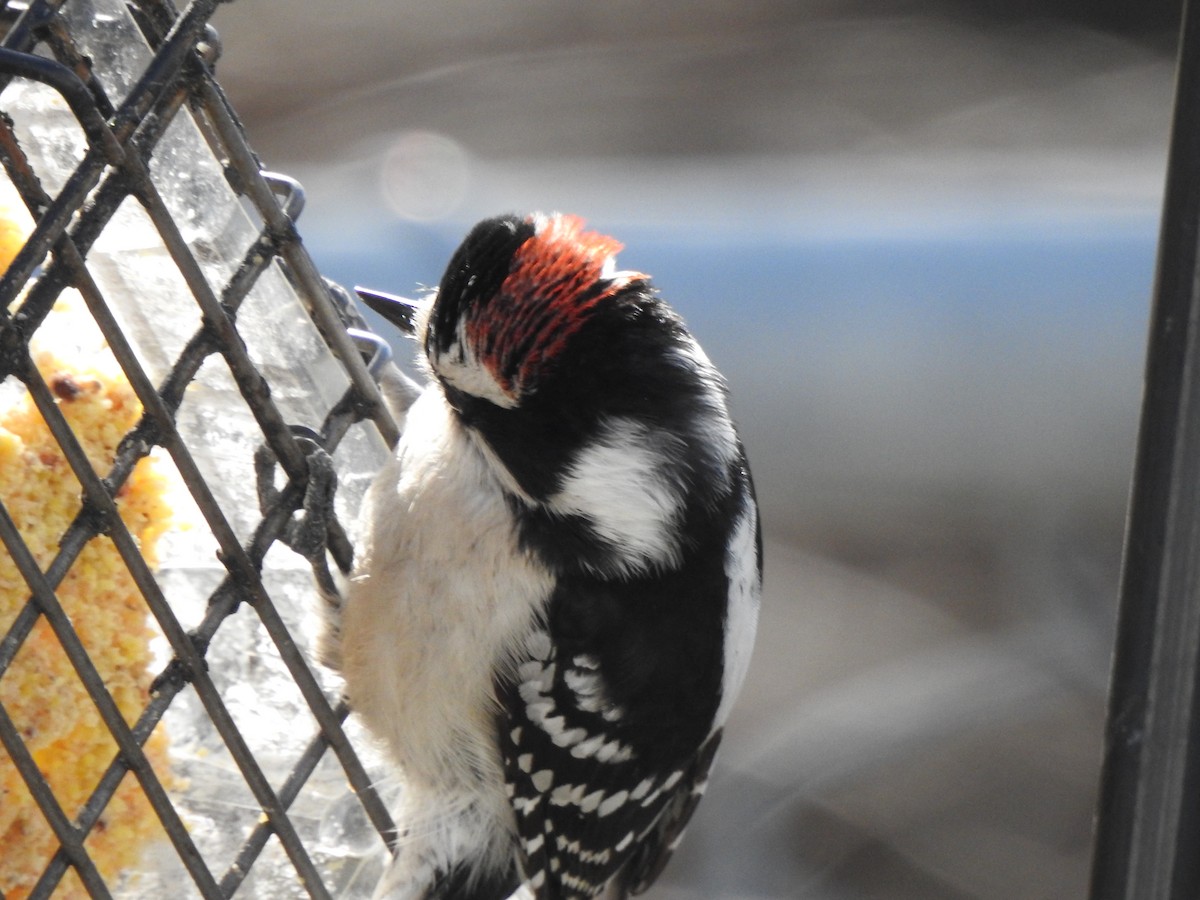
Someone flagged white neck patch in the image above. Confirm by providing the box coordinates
[547,417,687,575]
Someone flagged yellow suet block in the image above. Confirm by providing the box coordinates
[0,198,175,897]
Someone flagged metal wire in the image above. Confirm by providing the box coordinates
[0,1,400,896]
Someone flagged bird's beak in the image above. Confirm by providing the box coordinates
[355,286,418,335]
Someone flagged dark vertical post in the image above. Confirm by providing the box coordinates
[1090,1,1200,897]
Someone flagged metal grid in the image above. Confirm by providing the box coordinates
[0,0,400,896]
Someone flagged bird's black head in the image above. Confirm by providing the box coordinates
[423,212,727,508]
[423,213,650,413]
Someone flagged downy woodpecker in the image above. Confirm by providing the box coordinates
[332,213,761,899]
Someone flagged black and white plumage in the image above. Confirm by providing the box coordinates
[332,213,761,900]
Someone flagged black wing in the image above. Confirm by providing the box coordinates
[496,545,730,898]
[614,728,722,896]
[497,638,723,899]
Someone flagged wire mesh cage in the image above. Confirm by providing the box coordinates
[0,0,403,896]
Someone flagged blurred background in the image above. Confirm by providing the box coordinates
[207,2,1183,896]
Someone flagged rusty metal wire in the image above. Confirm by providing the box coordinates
[0,1,399,896]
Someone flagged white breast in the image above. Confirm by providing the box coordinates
[339,386,554,795]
